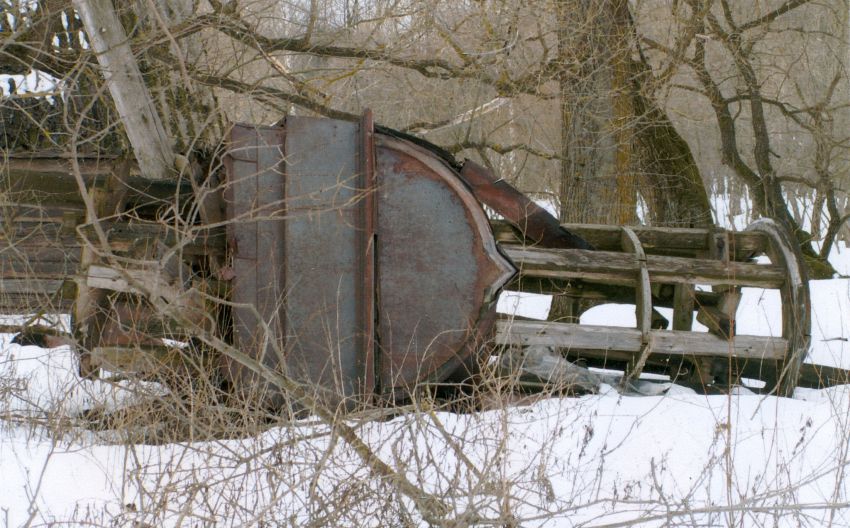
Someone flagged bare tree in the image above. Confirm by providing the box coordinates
[639,0,849,277]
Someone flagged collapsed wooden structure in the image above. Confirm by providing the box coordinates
[0,113,846,410]
[495,221,828,396]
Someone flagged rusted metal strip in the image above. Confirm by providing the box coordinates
[359,110,377,398]
[458,160,592,250]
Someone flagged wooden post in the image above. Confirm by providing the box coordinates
[672,284,695,331]
[696,230,741,339]
[73,0,175,180]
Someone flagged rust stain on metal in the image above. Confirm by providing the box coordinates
[358,110,377,397]
[222,113,514,406]
[458,160,592,250]
[375,136,515,395]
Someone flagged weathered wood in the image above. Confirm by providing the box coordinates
[0,279,65,296]
[495,320,788,361]
[504,245,786,288]
[621,227,652,334]
[0,221,220,259]
[672,284,695,331]
[492,221,768,259]
[90,345,184,375]
[620,227,652,382]
[77,222,225,257]
[73,0,175,180]
[86,265,171,296]
[798,362,850,389]
[0,296,73,313]
[0,158,191,208]
[746,218,811,396]
[563,223,768,256]
[696,288,741,338]
[507,277,724,308]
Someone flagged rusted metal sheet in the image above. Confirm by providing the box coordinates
[223,124,286,404]
[458,160,593,250]
[375,136,515,395]
[224,118,378,409]
[282,116,365,407]
[223,114,514,407]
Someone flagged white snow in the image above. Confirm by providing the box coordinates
[3,241,850,526]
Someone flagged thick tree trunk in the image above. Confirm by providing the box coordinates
[550,1,713,323]
[630,58,713,228]
[557,0,633,225]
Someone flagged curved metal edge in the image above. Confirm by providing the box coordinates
[376,135,517,301]
[374,134,516,393]
[745,218,811,397]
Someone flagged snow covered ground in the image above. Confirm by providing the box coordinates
[1,250,850,527]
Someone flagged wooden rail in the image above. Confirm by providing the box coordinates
[495,320,788,361]
[503,246,786,288]
[499,218,816,394]
[492,220,768,259]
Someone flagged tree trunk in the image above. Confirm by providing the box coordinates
[557,0,633,226]
[550,1,713,323]
[629,55,713,228]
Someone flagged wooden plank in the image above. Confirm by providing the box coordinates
[494,320,788,360]
[0,246,79,261]
[0,279,64,295]
[0,257,79,278]
[562,224,768,256]
[73,0,175,180]
[506,277,724,308]
[0,159,191,208]
[86,265,171,297]
[0,294,74,313]
[504,245,786,288]
[76,222,225,256]
[492,221,767,259]
[798,362,850,389]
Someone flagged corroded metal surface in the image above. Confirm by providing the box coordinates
[375,136,515,395]
[223,124,286,405]
[281,116,364,407]
[224,117,380,409]
[223,115,514,406]
[458,160,592,250]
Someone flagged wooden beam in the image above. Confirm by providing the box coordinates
[494,320,788,361]
[672,284,695,331]
[73,0,175,180]
[492,221,768,259]
[503,245,786,288]
[1,157,190,207]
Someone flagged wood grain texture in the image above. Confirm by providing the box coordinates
[495,320,787,360]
